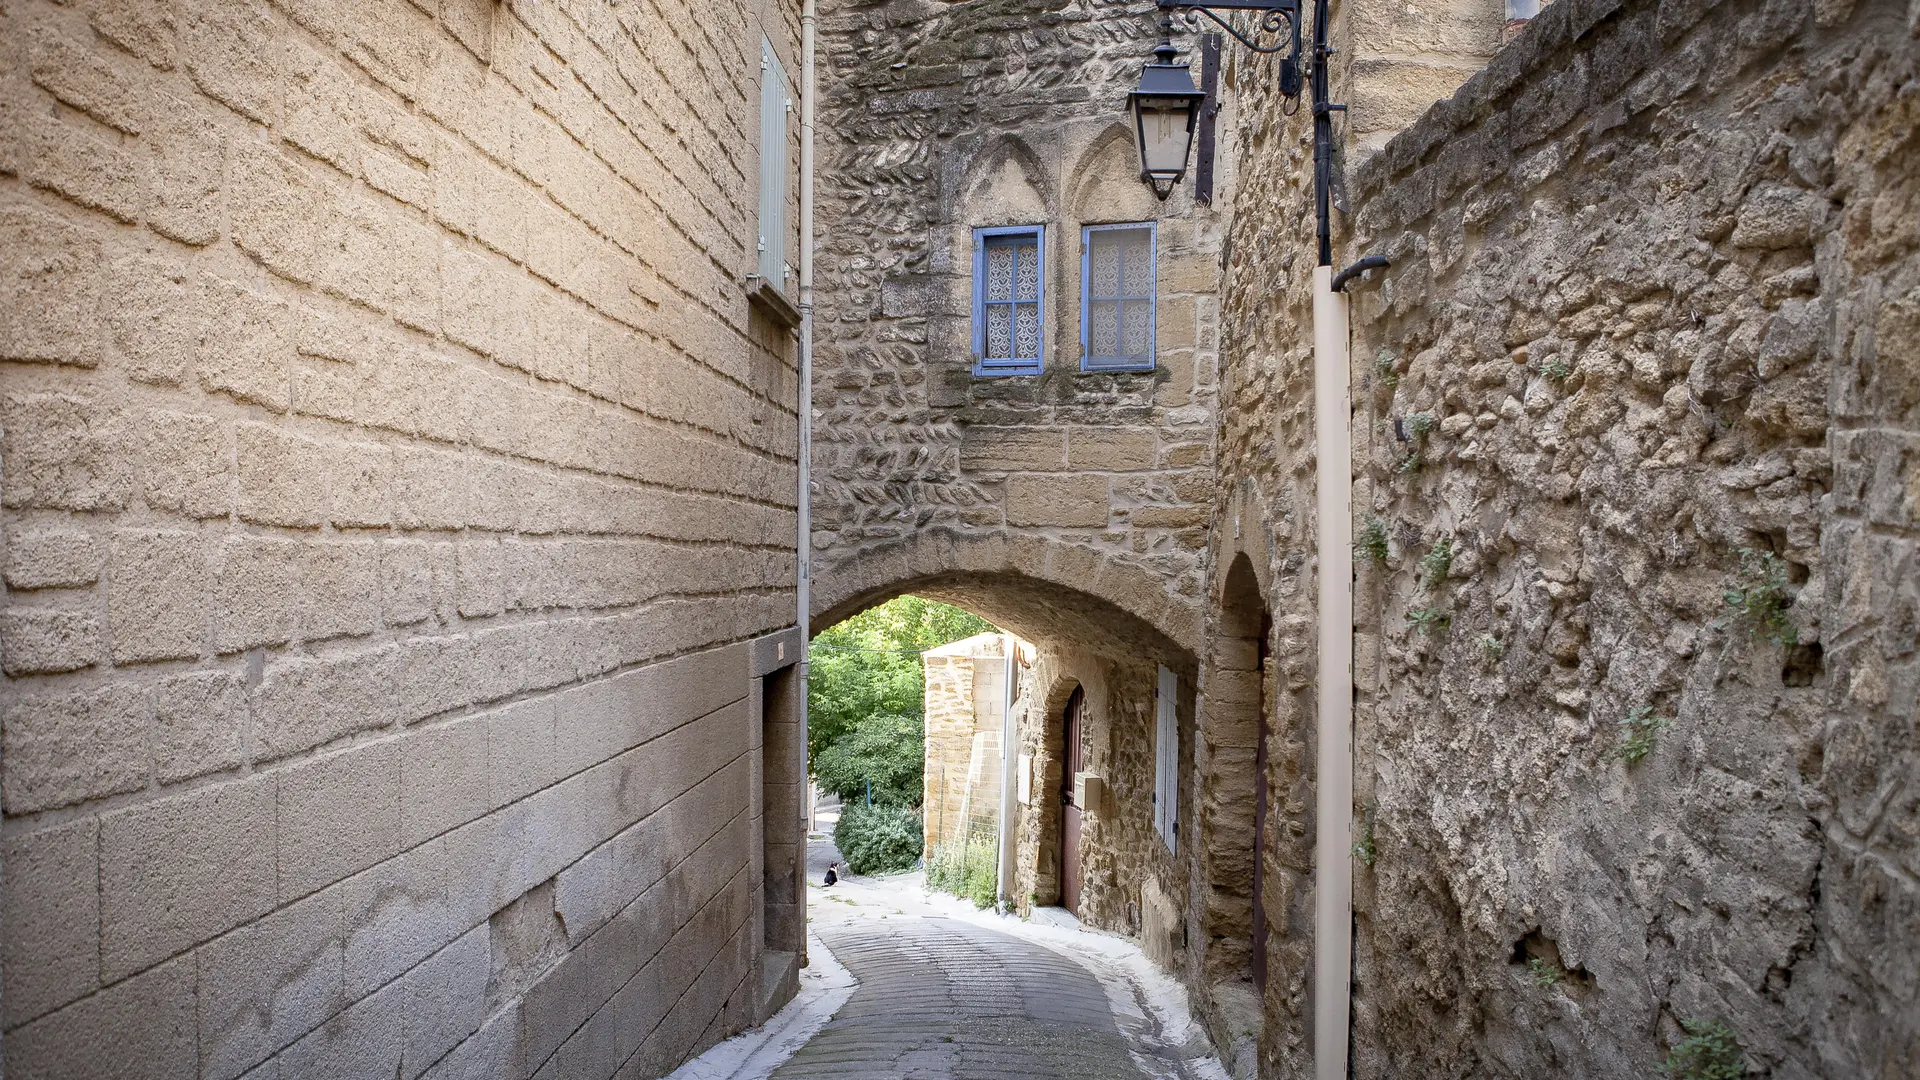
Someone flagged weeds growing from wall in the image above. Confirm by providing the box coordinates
[1659,1019,1746,1080]
[1352,803,1378,867]
[1722,548,1798,645]
[1478,634,1505,663]
[1542,356,1571,381]
[1374,351,1400,389]
[1408,607,1451,632]
[1614,705,1671,765]
[1357,518,1391,563]
[1528,957,1563,989]
[1421,538,1454,587]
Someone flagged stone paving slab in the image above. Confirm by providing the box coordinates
[770,915,1153,1080]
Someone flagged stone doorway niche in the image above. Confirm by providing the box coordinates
[1198,554,1272,1004]
[761,665,805,956]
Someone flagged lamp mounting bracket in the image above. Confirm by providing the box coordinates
[1157,0,1300,56]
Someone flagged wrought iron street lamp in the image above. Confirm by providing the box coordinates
[1128,41,1209,199]
[1123,4,1384,1080]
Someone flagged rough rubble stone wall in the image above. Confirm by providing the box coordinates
[1008,646,1195,945]
[0,0,803,1076]
[809,0,1231,657]
[1219,0,1920,1073]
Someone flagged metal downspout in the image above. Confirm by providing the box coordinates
[1309,0,1354,1074]
[996,634,1018,912]
[797,0,816,961]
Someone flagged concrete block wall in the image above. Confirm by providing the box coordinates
[0,0,803,1076]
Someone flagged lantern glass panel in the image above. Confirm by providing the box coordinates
[1133,97,1194,179]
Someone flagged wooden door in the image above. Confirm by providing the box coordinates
[1061,687,1085,914]
[1252,617,1272,992]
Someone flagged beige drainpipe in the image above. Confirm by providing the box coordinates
[996,634,1018,911]
[797,0,815,958]
[1312,266,1355,1080]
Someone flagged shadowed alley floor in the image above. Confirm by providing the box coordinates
[771,914,1152,1079]
[667,826,1229,1080]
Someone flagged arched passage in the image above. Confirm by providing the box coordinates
[811,529,1203,660]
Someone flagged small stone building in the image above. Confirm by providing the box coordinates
[920,632,1028,854]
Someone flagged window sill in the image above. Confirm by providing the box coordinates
[747,278,802,330]
[1081,361,1157,374]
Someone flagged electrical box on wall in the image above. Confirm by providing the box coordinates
[1074,771,1105,816]
[1017,754,1033,805]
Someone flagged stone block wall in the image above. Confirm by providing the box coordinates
[0,0,803,1076]
[1217,0,1920,1073]
[1008,645,1195,947]
[809,0,1232,650]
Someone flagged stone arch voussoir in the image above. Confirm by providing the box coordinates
[811,529,1201,662]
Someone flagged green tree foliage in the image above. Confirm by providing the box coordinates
[807,596,995,761]
[813,712,924,807]
[833,803,924,875]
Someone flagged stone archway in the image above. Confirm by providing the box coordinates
[811,528,1203,659]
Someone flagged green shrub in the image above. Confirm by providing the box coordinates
[927,828,998,908]
[1528,957,1562,988]
[1408,606,1451,632]
[834,803,923,875]
[813,713,924,808]
[1660,1018,1745,1080]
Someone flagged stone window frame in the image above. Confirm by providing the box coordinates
[970,225,1047,376]
[1079,221,1158,372]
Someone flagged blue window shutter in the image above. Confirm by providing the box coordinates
[972,230,986,363]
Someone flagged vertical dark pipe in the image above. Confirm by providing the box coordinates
[1311,0,1332,267]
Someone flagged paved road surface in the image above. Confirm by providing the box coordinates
[764,835,1218,1080]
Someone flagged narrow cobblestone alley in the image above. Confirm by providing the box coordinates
[672,837,1227,1080]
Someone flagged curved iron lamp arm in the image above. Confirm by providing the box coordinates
[1171,5,1296,53]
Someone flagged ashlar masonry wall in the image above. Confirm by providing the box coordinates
[1218,0,1920,1073]
[809,0,1235,655]
[0,1,804,1077]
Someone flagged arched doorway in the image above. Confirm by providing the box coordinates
[1197,553,1273,988]
[1060,686,1086,913]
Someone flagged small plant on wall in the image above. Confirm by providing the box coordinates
[1356,518,1391,563]
[1478,634,1505,663]
[1659,1018,1746,1080]
[1614,705,1671,765]
[1351,803,1378,867]
[1722,548,1797,645]
[1408,606,1451,633]
[1374,351,1400,389]
[1527,957,1563,989]
[1420,537,1454,588]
